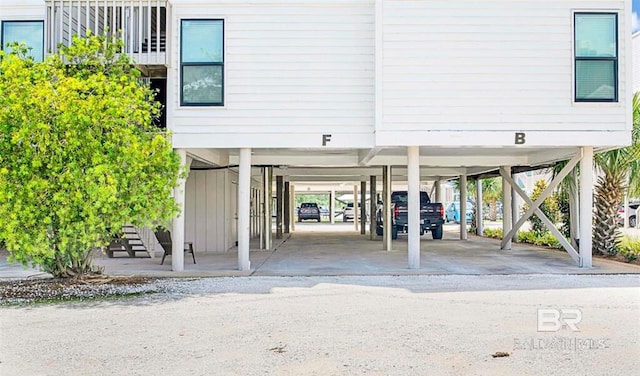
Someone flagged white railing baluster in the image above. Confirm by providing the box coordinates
[138,0,142,60]
[58,0,63,50]
[146,0,150,54]
[129,0,133,54]
[155,0,159,59]
[85,0,89,35]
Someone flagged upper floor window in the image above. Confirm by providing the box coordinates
[180,19,224,106]
[574,13,617,102]
[1,20,44,62]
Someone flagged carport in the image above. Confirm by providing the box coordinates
[166,145,599,274]
[87,224,640,277]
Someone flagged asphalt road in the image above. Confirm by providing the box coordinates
[1,274,639,375]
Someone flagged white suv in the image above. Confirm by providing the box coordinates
[618,204,638,228]
[343,203,369,222]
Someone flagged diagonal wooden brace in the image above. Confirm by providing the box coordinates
[499,151,582,252]
[500,169,580,265]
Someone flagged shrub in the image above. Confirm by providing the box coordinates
[516,230,562,249]
[516,230,537,244]
[617,236,640,262]
[533,233,563,249]
[483,228,503,239]
[522,179,560,236]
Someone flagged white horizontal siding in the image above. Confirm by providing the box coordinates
[0,1,46,20]
[169,1,375,143]
[382,0,630,132]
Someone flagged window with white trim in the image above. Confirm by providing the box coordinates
[1,20,44,62]
[180,19,224,106]
[574,13,618,102]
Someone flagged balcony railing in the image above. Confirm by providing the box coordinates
[46,0,168,66]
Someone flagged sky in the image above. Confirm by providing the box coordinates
[634,0,639,32]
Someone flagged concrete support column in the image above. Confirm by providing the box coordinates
[501,166,512,250]
[330,189,335,224]
[171,149,189,272]
[476,178,483,236]
[383,166,392,251]
[511,176,518,242]
[353,184,359,232]
[256,184,264,249]
[290,184,296,232]
[360,181,367,235]
[460,175,468,240]
[434,180,442,206]
[252,189,257,238]
[261,167,272,250]
[237,148,251,271]
[579,146,594,268]
[284,182,290,233]
[370,175,377,240]
[407,146,420,269]
[276,176,283,239]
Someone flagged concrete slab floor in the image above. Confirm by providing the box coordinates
[1,223,639,278]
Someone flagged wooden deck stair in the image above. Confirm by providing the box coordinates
[105,225,151,258]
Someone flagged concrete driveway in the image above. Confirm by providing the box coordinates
[3,223,640,278]
[87,223,640,277]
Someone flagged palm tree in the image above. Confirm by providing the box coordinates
[483,177,502,221]
[592,93,640,253]
[453,177,502,221]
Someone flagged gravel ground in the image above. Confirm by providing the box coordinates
[1,274,639,375]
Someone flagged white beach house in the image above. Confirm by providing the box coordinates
[1,0,636,271]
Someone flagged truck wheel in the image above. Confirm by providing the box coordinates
[432,225,443,240]
[392,226,398,240]
[419,227,425,236]
[376,226,383,236]
[630,216,636,228]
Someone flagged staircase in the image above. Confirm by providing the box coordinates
[105,225,151,258]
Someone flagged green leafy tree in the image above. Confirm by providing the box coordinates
[0,34,182,277]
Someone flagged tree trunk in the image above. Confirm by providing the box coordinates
[489,201,497,221]
[593,172,624,255]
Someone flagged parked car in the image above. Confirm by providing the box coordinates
[342,202,369,222]
[618,203,638,227]
[375,191,445,239]
[298,202,321,222]
[444,202,473,224]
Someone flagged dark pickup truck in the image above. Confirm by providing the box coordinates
[376,191,445,240]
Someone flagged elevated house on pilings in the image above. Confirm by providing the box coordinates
[1,0,635,271]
